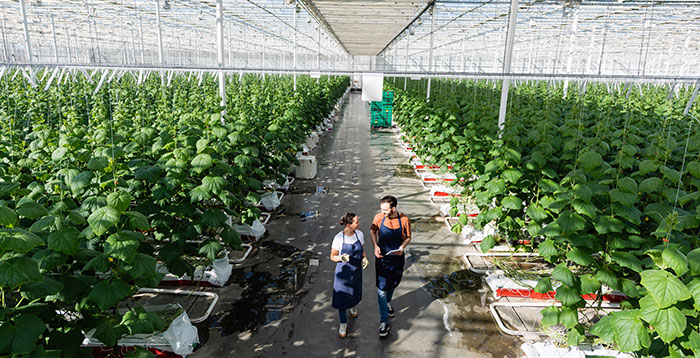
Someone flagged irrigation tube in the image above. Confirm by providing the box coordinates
[137,288,219,324]
[489,301,621,336]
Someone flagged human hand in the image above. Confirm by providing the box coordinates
[392,247,404,256]
[340,254,350,263]
[374,246,384,258]
[362,257,369,269]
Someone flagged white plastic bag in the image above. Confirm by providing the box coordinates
[207,258,232,286]
[259,191,281,211]
[162,313,199,356]
[232,220,266,239]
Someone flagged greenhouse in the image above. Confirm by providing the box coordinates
[0,0,699,357]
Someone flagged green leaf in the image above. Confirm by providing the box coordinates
[552,264,576,287]
[83,254,110,273]
[501,197,522,211]
[121,306,167,335]
[662,246,688,276]
[70,171,94,194]
[134,165,162,182]
[560,308,578,329]
[538,239,558,260]
[579,151,603,171]
[51,147,68,162]
[47,227,80,255]
[639,295,686,343]
[687,279,700,310]
[639,160,659,175]
[618,177,638,193]
[196,138,209,153]
[620,278,640,298]
[526,204,548,222]
[30,215,60,233]
[687,161,700,178]
[234,154,252,168]
[535,277,553,293]
[596,267,619,290]
[243,146,260,157]
[105,231,141,263]
[88,207,121,236]
[680,330,700,353]
[688,249,700,275]
[540,306,560,327]
[639,177,663,193]
[0,206,18,227]
[580,274,600,295]
[555,286,583,306]
[219,226,242,247]
[87,156,109,171]
[0,229,44,252]
[107,190,133,213]
[0,256,43,289]
[93,315,127,346]
[198,240,224,261]
[641,269,691,308]
[595,216,625,234]
[502,169,522,183]
[202,209,227,228]
[189,185,211,203]
[556,211,586,233]
[202,176,226,195]
[613,204,642,225]
[88,278,131,310]
[480,235,496,253]
[573,184,593,203]
[192,154,213,174]
[609,189,637,206]
[609,310,650,352]
[590,315,614,343]
[611,251,644,273]
[540,179,562,193]
[126,211,150,231]
[17,201,49,220]
[20,278,63,300]
[570,199,595,220]
[1,314,47,354]
[566,248,593,266]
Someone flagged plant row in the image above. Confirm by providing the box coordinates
[0,71,348,357]
[391,78,700,357]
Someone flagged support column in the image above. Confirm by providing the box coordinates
[138,9,145,63]
[51,15,59,62]
[216,0,226,123]
[1,14,8,62]
[155,0,164,64]
[19,0,32,63]
[426,4,436,101]
[65,29,73,62]
[404,35,409,91]
[293,4,298,92]
[497,0,519,134]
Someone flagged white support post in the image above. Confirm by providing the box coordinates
[155,0,164,65]
[404,36,409,91]
[317,26,321,83]
[130,27,136,64]
[216,0,226,123]
[65,30,73,63]
[426,4,436,101]
[91,7,102,63]
[19,0,32,63]
[293,4,298,92]
[50,15,59,63]
[497,0,519,134]
[461,38,466,73]
[563,9,579,98]
[138,9,145,63]
[0,13,8,62]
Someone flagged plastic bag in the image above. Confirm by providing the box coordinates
[259,191,281,211]
[162,312,199,356]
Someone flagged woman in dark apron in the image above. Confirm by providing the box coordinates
[330,213,369,338]
[371,195,411,337]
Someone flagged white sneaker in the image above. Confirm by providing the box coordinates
[349,307,358,318]
[338,323,348,338]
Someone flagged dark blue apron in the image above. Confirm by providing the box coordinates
[375,215,405,291]
[332,232,363,309]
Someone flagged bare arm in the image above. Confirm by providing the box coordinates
[330,248,343,262]
[370,227,383,258]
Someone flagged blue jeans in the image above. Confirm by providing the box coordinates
[338,309,347,324]
[377,288,395,323]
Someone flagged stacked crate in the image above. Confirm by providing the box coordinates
[370,91,394,128]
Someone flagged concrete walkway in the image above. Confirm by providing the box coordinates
[193,93,523,358]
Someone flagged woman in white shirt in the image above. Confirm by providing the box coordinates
[330,213,369,338]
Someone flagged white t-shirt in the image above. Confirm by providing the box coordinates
[331,230,365,252]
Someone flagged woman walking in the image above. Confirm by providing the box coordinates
[330,213,369,338]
